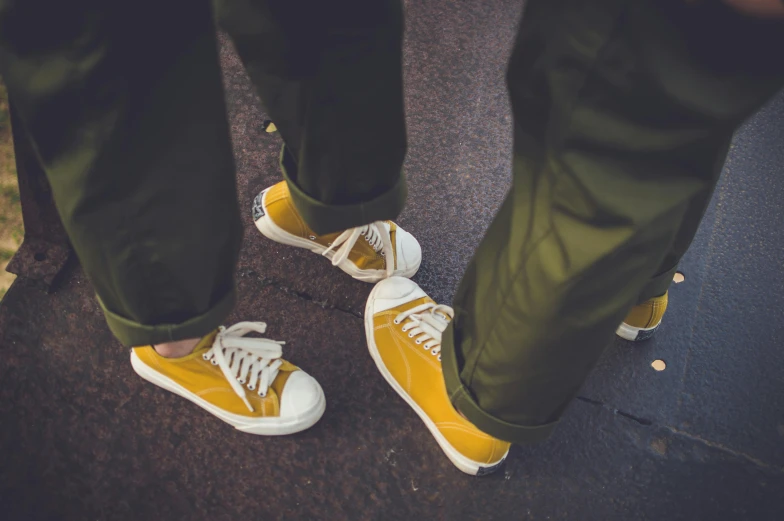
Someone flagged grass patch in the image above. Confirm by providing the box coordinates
[1,183,19,203]
[0,77,22,300]
[0,247,15,262]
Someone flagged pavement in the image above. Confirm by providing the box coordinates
[1,1,784,520]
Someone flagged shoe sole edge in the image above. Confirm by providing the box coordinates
[130,351,326,436]
[364,281,508,476]
[616,321,661,342]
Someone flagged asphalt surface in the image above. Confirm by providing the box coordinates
[1,1,783,519]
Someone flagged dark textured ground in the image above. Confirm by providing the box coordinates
[2,1,784,520]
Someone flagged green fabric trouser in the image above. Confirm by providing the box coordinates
[1,0,782,443]
[441,0,784,442]
[0,0,406,345]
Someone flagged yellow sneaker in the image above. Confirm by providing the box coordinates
[616,292,668,342]
[130,322,325,435]
[365,277,510,475]
[253,182,421,282]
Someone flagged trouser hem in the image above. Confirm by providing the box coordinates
[99,288,236,347]
[639,265,677,303]
[441,324,559,444]
[279,146,407,235]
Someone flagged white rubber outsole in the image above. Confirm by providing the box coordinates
[616,321,661,342]
[364,283,508,476]
[254,188,420,283]
[130,351,326,436]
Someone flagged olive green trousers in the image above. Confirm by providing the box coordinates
[1,0,781,442]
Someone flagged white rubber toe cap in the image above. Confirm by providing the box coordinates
[279,371,323,419]
[368,277,428,314]
[394,227,422,274]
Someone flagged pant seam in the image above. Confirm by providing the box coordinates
[463,1,631,387]
[464,226,554,387]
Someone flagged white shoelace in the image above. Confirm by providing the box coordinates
[322,222,394,277]
[393,303,454,361]
[201,322,284,412]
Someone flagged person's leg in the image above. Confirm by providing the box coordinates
[620,3,783,342]
[616,155,726,342]
[638,179,722,303]
[215,0,421,283]
[0,0,241,347]
[0,0,324,434]
[214,0,407,235]
[440,0,784,443]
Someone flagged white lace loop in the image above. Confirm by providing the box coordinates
[322,222,394,277]
[395,303,454,360]
[203,322,284,412]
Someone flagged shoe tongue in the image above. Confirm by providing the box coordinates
[194,329,219,353]
[366,222,391,239]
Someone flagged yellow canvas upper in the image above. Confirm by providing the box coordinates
[264,181,397,271]
[132,331,298,418]
[623,292,668,329]
[372,297,510,464]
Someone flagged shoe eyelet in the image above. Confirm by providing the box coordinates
[309,235,316,240]
[202,354,208,360]
[408,333,414,338]
[393,319,400,325]
[380,252,386,257]
[238,379,245,384]
[437,355,442,361]
[431,349,438,355]
[211,360,218,365]
[415,339,422,344]
[248,385,255,391]
[259,392,267,398]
